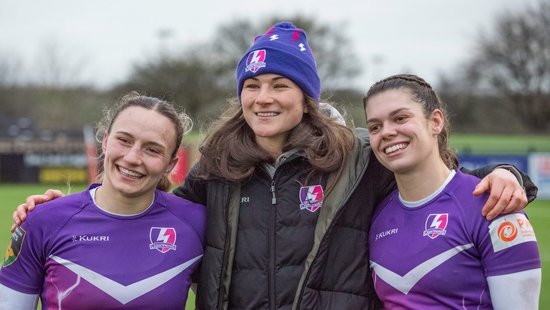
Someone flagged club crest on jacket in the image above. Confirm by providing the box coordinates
[299,185,324,213]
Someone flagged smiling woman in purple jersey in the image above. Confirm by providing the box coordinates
[365,74,541,309]
[0,92,206,309]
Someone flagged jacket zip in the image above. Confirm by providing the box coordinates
[271,181,277,204]
[269,179,277,310]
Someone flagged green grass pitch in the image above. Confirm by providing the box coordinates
[0,184,547,308]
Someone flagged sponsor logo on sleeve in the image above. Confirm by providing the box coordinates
[149,227,177,253]
[299,185,324,213]
[490,213,537,252]
[423,213,448,239]
[3,226,26,267]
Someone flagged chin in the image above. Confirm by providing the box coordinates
[253,128,277,137]
[382,159,414,174]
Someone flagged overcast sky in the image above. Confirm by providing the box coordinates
[0,0,542,90]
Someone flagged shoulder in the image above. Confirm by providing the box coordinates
[26,190,91,228]
[172,164,210,204]
[161,190,204,207]
[353,128,375,167]
[372,189,398,218]
[157,190,206,221]
[445,170,484,202]
[342,127,372,168]
[157,190,206,240]
[442,171,489,226]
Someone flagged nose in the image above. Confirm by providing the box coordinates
[380,122,397,138]
[123,144,143,164]
[255,85,275,105]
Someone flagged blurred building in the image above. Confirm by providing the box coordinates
[0,117,89,184]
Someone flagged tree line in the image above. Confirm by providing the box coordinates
[1,2,549,136]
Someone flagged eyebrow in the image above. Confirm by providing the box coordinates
[115,131,168,150]
[366,107,411,124]
[248,75,287,82]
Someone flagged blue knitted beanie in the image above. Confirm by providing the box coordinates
[236,21,321,101]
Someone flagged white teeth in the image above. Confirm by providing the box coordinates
[119,167,142,178]
[385,143,408,154]
[257,112,279,117]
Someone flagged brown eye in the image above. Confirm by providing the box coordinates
[395,115,407,123]
[145,147,162,155]
[274,83,289,88]
[243,80,259,89]
[117,137,131,145]
[368,125,381,133]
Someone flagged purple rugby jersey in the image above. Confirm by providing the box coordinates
[0,184,206,309]
[369,170,540,309]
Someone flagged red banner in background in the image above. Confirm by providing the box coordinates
[170,147,191,185]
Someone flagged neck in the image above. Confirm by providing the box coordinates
[95,185,154,215]
[256,138,284,158]
[395,159,451,201]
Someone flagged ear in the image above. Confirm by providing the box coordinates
[430,109,445,134]
[101,131,109,154]
[165,156,178,173]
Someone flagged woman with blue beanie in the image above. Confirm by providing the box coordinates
[11,21,537,309]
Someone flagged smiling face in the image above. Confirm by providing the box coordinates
[101,106,178,200]
[365,88,444,175]
[240,73,307,156]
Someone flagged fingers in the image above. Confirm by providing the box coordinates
[483,187,507,221]
[505,188,528,212]
[481,189,502,220]
[11,203,29,232]
[45,189,64,199]
[482,184,528,221]
[11,212,20,233]
[478,167,528,221]
[513,191,528,210]
[473,178,490,197]
[23,189,63,208]
[475,178,492,216]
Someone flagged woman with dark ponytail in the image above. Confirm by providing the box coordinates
[364,74,541,309]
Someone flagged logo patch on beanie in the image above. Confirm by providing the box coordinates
[245,49,266,73]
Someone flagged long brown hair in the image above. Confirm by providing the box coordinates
[95,91,193,191]
[363,74,458,169]
[197,95,355,191]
